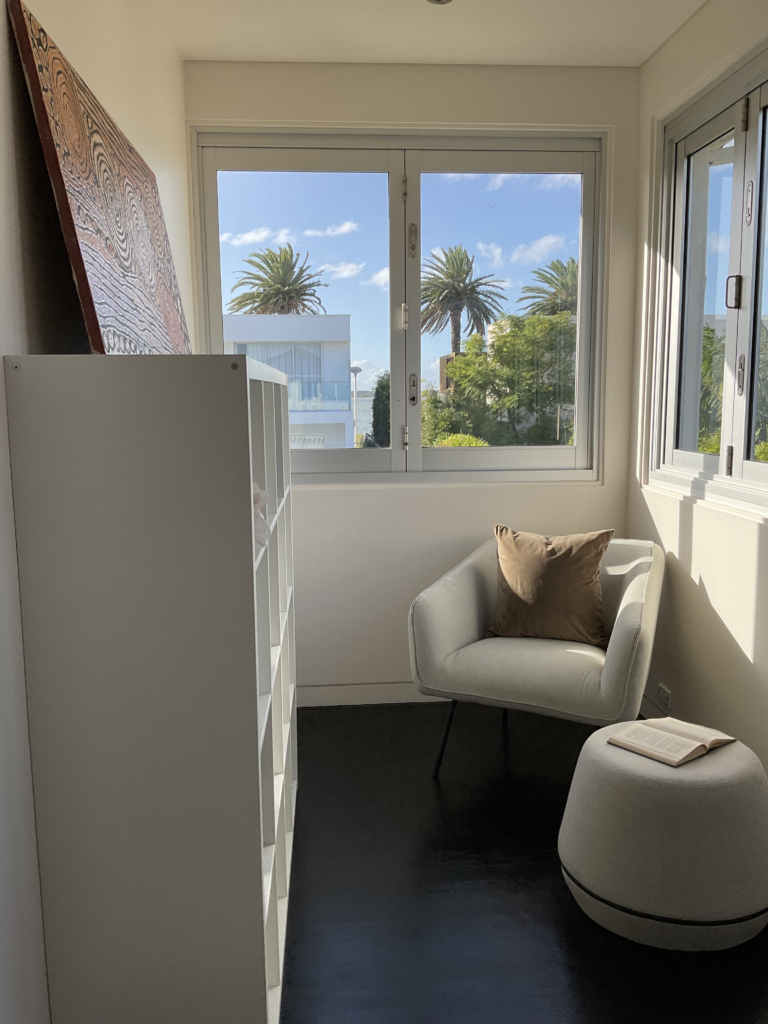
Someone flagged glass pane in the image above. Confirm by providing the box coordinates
[217,171,390,450]
[420,172,582,448]
[750,113,768,463]
[677,132,734,455]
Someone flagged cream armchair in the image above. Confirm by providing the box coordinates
[408,538,665,775]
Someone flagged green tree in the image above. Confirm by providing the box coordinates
[435,433,489,447]
[517,257,579,316]
[421,313,576,447]
[752,323,768,460]
[371,371,390,448]
[698,323,725,451]
[421,245,507,356]
[228,245,327,315]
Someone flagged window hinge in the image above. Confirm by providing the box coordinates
[741,96,750,132]
[726,445,734,476]
[403,425,409,450]
[402,174,408,202]
[402,302,408,330]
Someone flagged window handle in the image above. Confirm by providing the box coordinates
[726,275,742,309]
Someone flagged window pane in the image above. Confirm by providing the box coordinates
[419,172,582,449]
[750,113,768,463]
[677,132,734,455]
[217,171,390,450]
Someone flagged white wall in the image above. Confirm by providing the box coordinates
[630,0,768,764]
[185,61,641,703]
[0,2,193,1019]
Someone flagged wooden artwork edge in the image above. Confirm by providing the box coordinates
[7,0,104,353]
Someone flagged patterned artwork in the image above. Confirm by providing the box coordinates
[8,0,191,354]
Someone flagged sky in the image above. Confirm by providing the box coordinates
[217,169,582,388]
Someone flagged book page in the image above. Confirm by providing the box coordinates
[643,717,734,748]
[609,724,703,763]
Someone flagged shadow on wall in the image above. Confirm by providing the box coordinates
[639,489,768,766]
[8,27,89,355]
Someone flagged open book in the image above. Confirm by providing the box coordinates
[607,717,735,767]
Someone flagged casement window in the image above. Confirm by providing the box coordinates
[196,135,603,479]
[653,54,768,506]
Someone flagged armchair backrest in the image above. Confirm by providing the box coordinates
[472,536,660,638]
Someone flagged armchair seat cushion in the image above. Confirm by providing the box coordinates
[419,637,606,722]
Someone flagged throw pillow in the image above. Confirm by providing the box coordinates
[490,525,614,647]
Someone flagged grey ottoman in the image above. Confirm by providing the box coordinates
[558,722,768,951]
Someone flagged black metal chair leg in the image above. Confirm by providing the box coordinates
[433,700,458,778]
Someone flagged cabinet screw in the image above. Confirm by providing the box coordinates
[12,364,20,371]
[231,362,238,370]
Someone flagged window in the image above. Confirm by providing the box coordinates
[198,136,603,477]
[655,64,768,503]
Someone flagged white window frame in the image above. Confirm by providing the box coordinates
[648,43,768,512]
[194,131,605,482]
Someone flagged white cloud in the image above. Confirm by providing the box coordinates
[363,267,389,290]
[486,174,512,192]
[273,227,297,246]
[304,220,358,237]
[442,174,478,181]
[430,247,445,259]
[220,227,272,246]
[708,231,730,254]
[509,234,565,265]
[477,242,504,268]
[349,358,386,391]
[535,174,581,191]
[318,262,365,279]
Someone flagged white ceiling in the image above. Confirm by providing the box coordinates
[168,0,709,68]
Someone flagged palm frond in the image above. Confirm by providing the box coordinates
[228,245,327,315]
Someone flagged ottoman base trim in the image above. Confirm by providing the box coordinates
[561,862,768,927]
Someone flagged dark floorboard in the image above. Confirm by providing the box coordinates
[281,703,768,1024]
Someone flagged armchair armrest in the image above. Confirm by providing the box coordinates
[600,543,664,721]
[409,541,497,692]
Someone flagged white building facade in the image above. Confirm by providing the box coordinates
[223,314,353,448]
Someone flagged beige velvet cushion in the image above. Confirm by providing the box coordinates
[490,525,614,647]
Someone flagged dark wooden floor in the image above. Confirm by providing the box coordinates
[281,703,768,1024]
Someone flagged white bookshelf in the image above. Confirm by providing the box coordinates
[4,354,297,1024]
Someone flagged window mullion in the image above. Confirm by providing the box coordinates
[403,151,423,471]
[724,96,753,479]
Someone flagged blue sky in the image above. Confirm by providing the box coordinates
[704,159,733,318]
[217,170,581,387]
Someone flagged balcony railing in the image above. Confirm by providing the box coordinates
[287,380,351,412]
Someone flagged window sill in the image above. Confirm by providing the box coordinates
[648,466,768,521]
[291,468,599,488]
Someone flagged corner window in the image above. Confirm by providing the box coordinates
[198,136,602,477]
[658,73,768,500]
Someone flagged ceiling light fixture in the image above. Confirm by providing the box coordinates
[426,0,454,5]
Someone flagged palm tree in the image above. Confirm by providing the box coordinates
[228,245,327,315]
[517,257,579,316]
[421,245,507,356]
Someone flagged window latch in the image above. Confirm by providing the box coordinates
[737,353,745,396]
[408,223,418,259]
[409,373,419,406]
[726,275,742,309]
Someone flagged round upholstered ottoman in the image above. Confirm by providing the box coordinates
[558,722,768,951]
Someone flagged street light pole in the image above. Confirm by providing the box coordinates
[351,365,362,447]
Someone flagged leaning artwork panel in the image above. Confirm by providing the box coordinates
[8,0,191,354]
